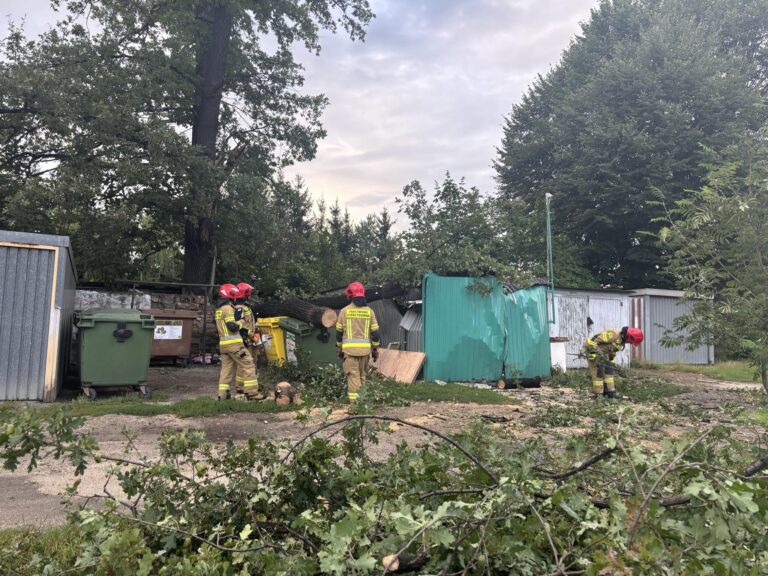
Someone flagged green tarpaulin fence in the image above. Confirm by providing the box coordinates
[423,273,551,382]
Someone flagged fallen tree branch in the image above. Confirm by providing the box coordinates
[537,447,617,481]
[744,453,768,477]
[283,415,498,487]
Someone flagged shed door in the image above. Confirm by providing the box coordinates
[551,295,589,368]
[588,298,631,367]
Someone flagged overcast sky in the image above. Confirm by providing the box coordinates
[3,0,598,224]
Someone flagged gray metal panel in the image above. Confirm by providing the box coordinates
[0,245,54,400]
[645,296,711,364]
[368,299,403,349]
[399,308,423,352]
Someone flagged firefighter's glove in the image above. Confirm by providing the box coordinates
[337,349,344,359]
[587,353,597,361]
[234,308,243,321]
[371,348,379,362]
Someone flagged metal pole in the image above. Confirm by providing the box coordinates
[545,193,556,324]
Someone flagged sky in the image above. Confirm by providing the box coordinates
[2,0,599,224]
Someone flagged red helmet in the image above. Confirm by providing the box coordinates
[625,327,644,345]
[345,281,366,299]
[218,283,241,300]
[236,282,253,299]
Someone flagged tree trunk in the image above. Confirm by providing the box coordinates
[253,299,337,329]
[183,218,215,284]
[762,367,768,395]
[183,1,233,284]
[311,281,405,309]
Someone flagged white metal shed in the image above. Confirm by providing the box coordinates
[548,288,631,368]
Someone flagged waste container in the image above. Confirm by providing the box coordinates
[256,316,288,365]
[77,309,155,399]
[279,317,340,366]
[140,308,197,365]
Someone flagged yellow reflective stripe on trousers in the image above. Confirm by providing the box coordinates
[220,337,242,345]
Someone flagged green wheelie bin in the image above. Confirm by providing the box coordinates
[278,317,341,366]
[77,309,155,399]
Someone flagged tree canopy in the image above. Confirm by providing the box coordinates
[658,130,768,390]
[495,0,768,288]
[0,0,373,282]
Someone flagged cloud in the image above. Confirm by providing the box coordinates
[286,0,598,221]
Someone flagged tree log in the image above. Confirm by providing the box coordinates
[252,299,337,329]
[310,281,405,309]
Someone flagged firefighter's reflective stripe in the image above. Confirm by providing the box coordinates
[219,336,242,346]
[342,338,372,349]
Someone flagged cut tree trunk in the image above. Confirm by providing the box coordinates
[311,281,404,309]
[253,299,337,329]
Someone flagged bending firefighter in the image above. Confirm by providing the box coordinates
[584,327,643,398]
[215,283,262,400]
[336,282,380,403]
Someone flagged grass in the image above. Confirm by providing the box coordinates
[551,368,687,401]
[0,524,82,575]
[635,359,760,383]
[392,381,517,405]
[6,396,297,419]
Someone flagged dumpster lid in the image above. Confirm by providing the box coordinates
[140,308,197,319]
[79,308,153,322]
[279,317,313,335]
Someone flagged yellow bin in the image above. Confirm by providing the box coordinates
[256,316,288,365]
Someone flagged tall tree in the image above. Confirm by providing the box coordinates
[0,0,373,282]
[495,0,767,288]
[658,131,768,392]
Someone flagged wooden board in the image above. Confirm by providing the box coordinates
[371,349,426,384]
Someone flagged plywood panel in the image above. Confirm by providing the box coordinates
[371,349,425,384]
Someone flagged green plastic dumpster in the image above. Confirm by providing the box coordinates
[77,309,155,399]
[278,317,340,366]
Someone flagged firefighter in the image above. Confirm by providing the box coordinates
[234,282,259,396]
[215,283,262,400]
[336,281,380,403]
[584,326,644,398]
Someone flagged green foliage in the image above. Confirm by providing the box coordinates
[638,360,760,383]
[387,174,525,287]
[495,0,768,288]
[3,403,768,574]
[0,0,373,282]
[0,525,83,576]
[658,130,768,392]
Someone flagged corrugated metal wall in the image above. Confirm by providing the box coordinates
[399,308,423,352]
[0,245,54,400]
[368,299,403,349]
[548,290,631,368]
[638,295,713,364]
[504,286,552,378]
[423,274,550,381]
